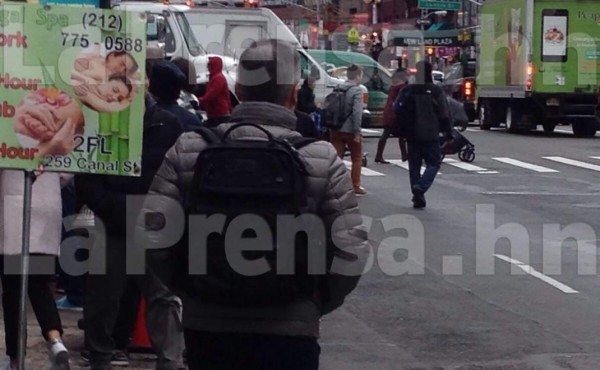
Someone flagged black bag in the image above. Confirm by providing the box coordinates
[181,123,321,307]
[320,86,352,129]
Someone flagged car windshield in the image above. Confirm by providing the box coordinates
[176,12,204,57]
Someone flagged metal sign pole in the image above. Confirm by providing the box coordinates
[17,170,36,370]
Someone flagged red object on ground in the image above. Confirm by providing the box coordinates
[131,298,152,348]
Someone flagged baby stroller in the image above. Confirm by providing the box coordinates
[441,128,475,162]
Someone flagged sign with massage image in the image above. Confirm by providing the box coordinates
[0,2,146,176]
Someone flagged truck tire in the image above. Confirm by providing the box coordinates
[542,122,556,133]
[479,99,493,130]
[505,105,520,133]
[572,119,598,137]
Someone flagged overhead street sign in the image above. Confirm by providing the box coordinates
[418,0,461,10]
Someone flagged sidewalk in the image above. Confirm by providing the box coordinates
[0,306,157,370]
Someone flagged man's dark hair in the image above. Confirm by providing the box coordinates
[347,64,362,81]
[106,50,139,75]
[149,60,185,102]
[171,57,198,94]
[236,39,300,106]
[415,61,433,84]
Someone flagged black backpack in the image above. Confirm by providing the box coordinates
[178,123,323,307]
[320,86,352,129]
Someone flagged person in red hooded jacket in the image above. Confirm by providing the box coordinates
[199,56,232,127]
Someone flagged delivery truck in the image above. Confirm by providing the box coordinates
[477,0,600,137]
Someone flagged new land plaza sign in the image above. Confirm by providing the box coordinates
[0,3,146,176]
[418,0,461,11]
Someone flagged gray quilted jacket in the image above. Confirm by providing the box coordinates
[144,101,368,337]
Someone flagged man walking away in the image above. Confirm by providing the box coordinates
[142,39,368,370]
[329,64,366,196]
[198,56,232,127]
[394,61,452,209]
[375,68,409,164]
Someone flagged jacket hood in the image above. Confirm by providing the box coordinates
[208,56,223,75]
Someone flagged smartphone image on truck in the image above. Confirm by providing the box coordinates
[542,9,568,62]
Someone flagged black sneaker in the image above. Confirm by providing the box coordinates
[412,188,426,209]
[81,350,128,367]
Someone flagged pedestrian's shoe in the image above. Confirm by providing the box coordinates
[374,158,390,164]
[354,186,367,196]
[81,350,128,367]
[412,188,426,209]
[56,296,83,312]
[48,338,70,370]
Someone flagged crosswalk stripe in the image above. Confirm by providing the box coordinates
[443,158,497,173]
[589,156,600,160]
[387,160,441,174]
[343,161,385,176]
[361,128,381,134]
[492,157,559,173]
[543,157,600,172]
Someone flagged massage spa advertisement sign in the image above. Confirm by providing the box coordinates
[0,3,146,176]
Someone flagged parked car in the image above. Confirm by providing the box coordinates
[441,61,477,122]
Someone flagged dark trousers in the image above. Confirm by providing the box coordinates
[84,234,184,369]
[407,141,442,193]
[184,330,320,370]
[0,255,63,358]
[376,127,407,160]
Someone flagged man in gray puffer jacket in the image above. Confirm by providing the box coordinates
[140,39,368,370]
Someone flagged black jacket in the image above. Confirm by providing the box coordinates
[76,105,184,235]
[394,82,452,142]
[295,110,319,138]
[296,84,317,114]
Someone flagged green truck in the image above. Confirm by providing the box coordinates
[477,0,600,136]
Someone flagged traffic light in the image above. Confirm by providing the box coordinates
[244,0,258,7]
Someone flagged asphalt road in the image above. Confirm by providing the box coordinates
[5,124,600,370]
[320,124,600,369]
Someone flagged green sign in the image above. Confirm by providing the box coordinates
[0,3,146,176]
[418,0,461,11]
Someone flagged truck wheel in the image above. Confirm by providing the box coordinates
[479,99,492,130]
[542,122,556,133]
[572,120,598,137]
[505,104,523,133]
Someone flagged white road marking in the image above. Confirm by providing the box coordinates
[543,156,600,172]
[361,128,381,134]
[482,191,600,196]
[589,156,600,160]
[492,157,559,173]
[466,128,481,132]
[494,254,579,294]
[554,129,573,134]
[443,158,495,173]
[387,160,442,175]
[343,161,385,176]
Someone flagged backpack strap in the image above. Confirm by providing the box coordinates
[194,126,221,144]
